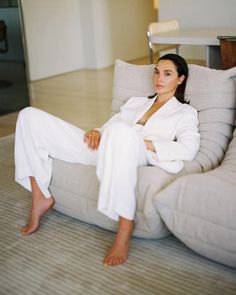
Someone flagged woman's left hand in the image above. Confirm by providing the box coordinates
[84,129,101,150]
[144,140,156,152]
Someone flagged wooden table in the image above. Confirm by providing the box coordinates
[150,27,236,69]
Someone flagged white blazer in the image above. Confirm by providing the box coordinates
[99,96,200,173]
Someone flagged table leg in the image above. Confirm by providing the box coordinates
[206,45,222,69]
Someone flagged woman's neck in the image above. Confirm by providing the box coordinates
[156,93,174,104]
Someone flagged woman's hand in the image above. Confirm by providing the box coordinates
[84,129,101,150]
[144,139,156,152]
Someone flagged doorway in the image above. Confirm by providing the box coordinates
[0,0,29,116]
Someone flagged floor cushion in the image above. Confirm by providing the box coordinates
[155,123,236,268]
[51,61,236,240]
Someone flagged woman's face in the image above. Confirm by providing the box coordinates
[153,59,185,99]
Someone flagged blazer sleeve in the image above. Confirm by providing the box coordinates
[152,108,200,162]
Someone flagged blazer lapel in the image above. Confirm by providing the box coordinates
[132,96,157,125]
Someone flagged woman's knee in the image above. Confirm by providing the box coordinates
[105,121,132,136]
[18,107,38,122]
[18,107,47,127]
[103,121,139,146]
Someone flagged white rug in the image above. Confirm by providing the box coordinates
[0,135,236,295]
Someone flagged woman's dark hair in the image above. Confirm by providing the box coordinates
[149,53,189,104]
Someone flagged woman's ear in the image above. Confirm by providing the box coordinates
[178,75,185,85]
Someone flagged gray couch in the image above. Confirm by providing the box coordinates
[50,60,236,268]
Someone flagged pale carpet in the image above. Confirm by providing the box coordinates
[0,135,236,295]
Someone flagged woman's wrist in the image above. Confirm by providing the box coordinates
[144,140,156,152]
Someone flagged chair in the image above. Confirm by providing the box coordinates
[0,20,11,88]
[147,20,180,64]
[217,36,236,69]
[50,59,236,267]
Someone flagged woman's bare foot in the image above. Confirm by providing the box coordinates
[103,217,134,267]
[21,176,55,235]
[21,196,54,235]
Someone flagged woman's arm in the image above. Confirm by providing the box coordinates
[148,110,200,162]
[84,112,121,150]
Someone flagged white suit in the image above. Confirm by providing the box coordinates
[15,96,200,221]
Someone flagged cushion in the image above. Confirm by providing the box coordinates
[51,60,236,241]
[111,60,155,115]
[112,60,236,172]
[51,160,171,239]
[154,127,236,268]
[185,65,236,172]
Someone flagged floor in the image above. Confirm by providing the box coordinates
[0,56,204,138]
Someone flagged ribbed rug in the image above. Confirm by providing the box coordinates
[0,135,236,295]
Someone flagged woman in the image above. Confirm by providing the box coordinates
[15,54,200,267]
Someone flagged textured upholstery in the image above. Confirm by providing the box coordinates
[155,126,236,268]
[185,65,236,172]
[50,61,236,266]
[112,60,236,173]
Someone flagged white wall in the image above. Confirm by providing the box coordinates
[158,0,236,60]
[104,0,156,65]
[20,0,83,81]
[82,0,156,69]
[20,0,156,81]
[78,0,113,69]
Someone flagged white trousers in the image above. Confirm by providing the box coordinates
[15,107,148,221]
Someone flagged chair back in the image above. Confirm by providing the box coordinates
[148,20,179,35]
[217,36,236,69]
[146,20,180,64]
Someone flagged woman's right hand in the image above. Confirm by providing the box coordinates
[83,129,101,150]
